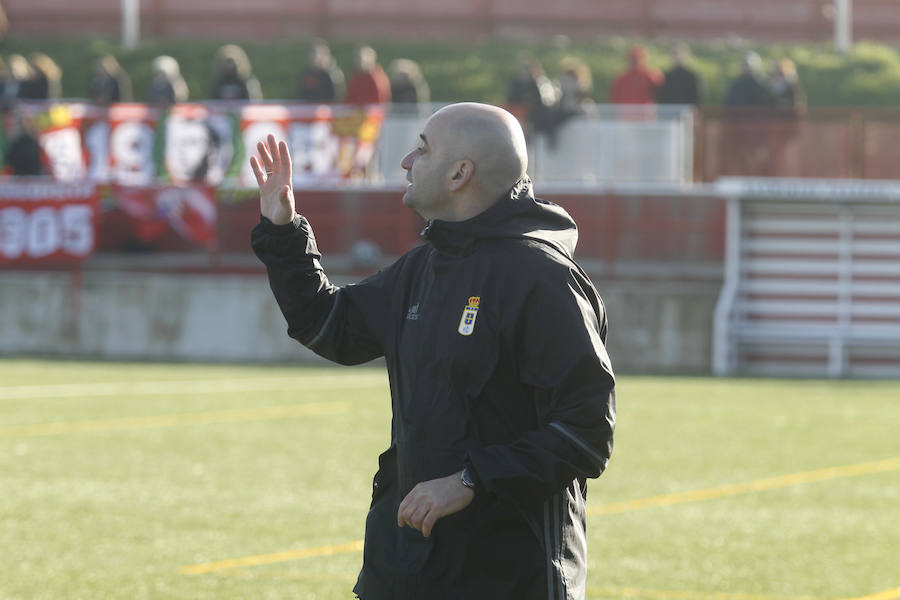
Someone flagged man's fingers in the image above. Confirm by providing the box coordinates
[267,134,281,171]
[409,503,431,532]
[397,490,414,527]
[257,140,274,172]
[422,511,439,538]
[249,156,266,187]
[278,140,292,175]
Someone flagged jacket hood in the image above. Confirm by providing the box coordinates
[422,177,578,259]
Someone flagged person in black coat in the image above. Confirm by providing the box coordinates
[89,54,132,105]
[723,52,775,176]
[3,119,44,175]
[657,43,703,106]
[210,44,262,101]
[389,58,429,105]
[249,103,615,599]
[725,52,773,109]
[298,40,345,103]
[146,55,188,108]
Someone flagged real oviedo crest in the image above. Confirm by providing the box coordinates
[457,296,480,336]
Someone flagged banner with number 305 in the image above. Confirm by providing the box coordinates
[0,181,99,264]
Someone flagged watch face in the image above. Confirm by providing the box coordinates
[461,469,475,489]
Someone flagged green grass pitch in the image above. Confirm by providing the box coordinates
[1,359,898,600]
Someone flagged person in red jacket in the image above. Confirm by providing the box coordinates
[609,45,663,105]
[345,46,392,105]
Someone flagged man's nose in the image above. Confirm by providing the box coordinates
[400,150,415,170]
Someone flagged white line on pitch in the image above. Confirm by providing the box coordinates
[0,374,387,400]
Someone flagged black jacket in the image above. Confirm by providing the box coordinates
[657,65,702,106]
[251,179,616,600]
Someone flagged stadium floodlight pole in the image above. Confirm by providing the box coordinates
[122,0,140,50]
[835,0,853,55]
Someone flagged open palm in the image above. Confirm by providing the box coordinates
[250,134,296,225]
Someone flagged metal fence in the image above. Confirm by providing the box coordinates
[696,107,900,182]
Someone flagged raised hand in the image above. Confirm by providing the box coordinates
[250,134,296,225]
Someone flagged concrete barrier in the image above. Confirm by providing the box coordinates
[0,268,720,373]
[0,271,316,363]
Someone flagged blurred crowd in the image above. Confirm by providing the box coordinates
[0,41,429,109]
[0,41,803,112]
[0,40,805,176]
[508,44,805,143]
[0,41,430,175]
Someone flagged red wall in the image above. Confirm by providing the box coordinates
[97,187,724,279]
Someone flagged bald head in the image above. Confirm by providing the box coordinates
[431,103,528,201]
[401,102,529,221]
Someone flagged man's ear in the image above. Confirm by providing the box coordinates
[448,159,474,191]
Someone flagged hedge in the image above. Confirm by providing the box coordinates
[3,35,900,107]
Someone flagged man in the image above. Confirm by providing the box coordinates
[297,40,345,103]
[609,45,663,106]
[250,103,616,599]
[723,52,775,176]
[657,44,703,106]
[344,46,392,105]
[724,52,772,109]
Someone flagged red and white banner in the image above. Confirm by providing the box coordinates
[6,102,385,187]
[237,104,384,186]
[0,180,99,263]
[113,184,218,248]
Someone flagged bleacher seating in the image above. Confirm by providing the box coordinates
[713,178,900,377]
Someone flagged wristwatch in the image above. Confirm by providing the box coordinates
[460,467,476,491]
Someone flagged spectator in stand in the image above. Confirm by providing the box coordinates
[3,119,44,176]
[768,58,805,117]
[146,55,189,108]
[345,46,391,105]
[724,52,772,109]
[768,58,806,176]
[5,54,29,100]
[609,45,663,105]
[389,58,429,105]
[723,52,774,176]
[657,43,703,106]
[298,40,345,103]
[541,56,593,149]
[22,53,62,100]
[556,56,592,121]
[505,59,556,140]
[89,54,132,105]
[210,44,262,101]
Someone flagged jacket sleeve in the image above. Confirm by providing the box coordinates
[251,214,386,365]
[466,269,616,505]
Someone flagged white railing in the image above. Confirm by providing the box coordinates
[374,104,695,186]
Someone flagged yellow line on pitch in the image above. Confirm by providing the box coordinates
[843,587,900,600]
[179,457,900,576]
[0,402,350,437]
[587,457,900,516]
[587,586,823,600]
[180,540,365,575]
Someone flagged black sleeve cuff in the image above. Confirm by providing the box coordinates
[258,214,304,235]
